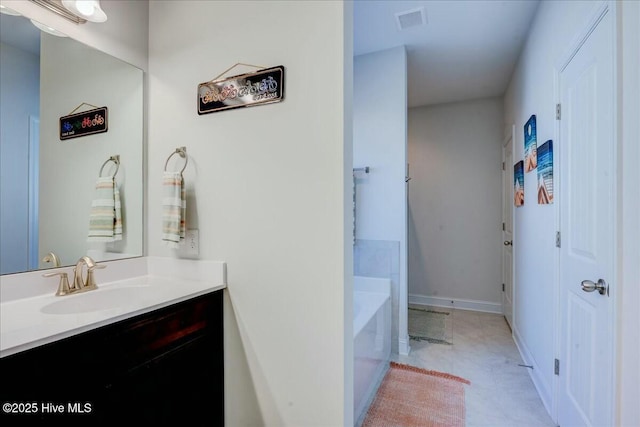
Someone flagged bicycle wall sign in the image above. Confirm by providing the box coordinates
[59,107,108,140]
[197,66,285,115]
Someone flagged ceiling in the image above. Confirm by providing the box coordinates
[354,0,540,108]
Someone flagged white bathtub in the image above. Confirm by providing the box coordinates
[353,276,391,424]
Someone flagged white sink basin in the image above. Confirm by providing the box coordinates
[40,285,152,315]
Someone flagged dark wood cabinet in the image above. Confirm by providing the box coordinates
[0,290,224,426]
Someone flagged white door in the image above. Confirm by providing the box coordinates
[558,8,615,427]
[502,130,514,329]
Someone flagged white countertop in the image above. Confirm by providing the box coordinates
[0,257,227,358]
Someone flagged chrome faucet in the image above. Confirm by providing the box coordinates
[43,255,106,296]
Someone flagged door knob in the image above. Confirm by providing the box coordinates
[503,241,512,246]
[581,279,608,296]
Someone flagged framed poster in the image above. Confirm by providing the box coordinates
[537,140,554,204]
[524,115,537,172]
[198,66,285,115]
[514,160,524,207]
[59,107,108,140]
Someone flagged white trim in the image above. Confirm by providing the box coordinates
[617,2,640,425]
[28,115,39,270]
[502,124,516,330]
[409,294,502,314]
[555,1,608,72]
[398,335,410,356]
[513,326,553,416]
[399,45,409,365]
[552,55,561,423]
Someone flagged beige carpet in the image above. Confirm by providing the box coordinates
[362,362,470,427]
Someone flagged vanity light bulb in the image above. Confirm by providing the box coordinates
[61,0,107,23]
[75,0,95,16]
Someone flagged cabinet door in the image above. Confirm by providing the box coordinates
[0,291,224,426]
[104,333,223,425]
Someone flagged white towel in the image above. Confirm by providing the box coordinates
[162,171,185,248]
[88,176,123,242]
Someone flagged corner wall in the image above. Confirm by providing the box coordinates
[407,98,503,312]
[148,1,351,425]
[353,46,408,354]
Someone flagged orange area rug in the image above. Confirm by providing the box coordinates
[362,362,470,427]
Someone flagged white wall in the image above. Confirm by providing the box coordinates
[504,0,618,415]
[0,42,39,274]
[353,46,408,354]
[148,1,351,426]
[408,98,503,311]
[38,34,143,268]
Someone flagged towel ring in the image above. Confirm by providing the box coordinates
[164,147,188,174]
[99,155,120,178]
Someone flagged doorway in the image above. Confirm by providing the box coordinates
[555,4,615,425]
[502,125,514,329]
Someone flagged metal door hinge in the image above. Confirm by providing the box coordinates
[554,358,560,375]
[556,104,561,120]
[556,231,561,248]
[502,162,505,171]
[502,283,505,292]
[502,222,505,231]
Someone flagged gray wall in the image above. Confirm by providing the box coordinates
[408,97,503,308]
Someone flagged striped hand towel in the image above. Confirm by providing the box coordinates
[162,171,185,248]
[88,176,123,242]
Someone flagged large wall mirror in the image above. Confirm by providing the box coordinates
[0,10,143,275]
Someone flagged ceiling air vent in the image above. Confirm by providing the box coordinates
[395,7,427,31]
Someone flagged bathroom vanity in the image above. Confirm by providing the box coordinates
[0,258,226,426]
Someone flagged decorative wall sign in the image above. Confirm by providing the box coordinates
[514,160,524,207]
[524,115,537,172]
[537,140,554,204]
[197,65,285,115]
[59,106,108,140]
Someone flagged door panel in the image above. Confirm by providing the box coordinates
[558,9,614,427]
[502,132,514,328]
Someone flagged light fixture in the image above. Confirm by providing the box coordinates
[30,18,68,37]
[0,4,22,16]
[61,0,107,23]
[29,0,108,24]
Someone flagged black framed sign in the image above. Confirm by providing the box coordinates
[59,107,108,140]
[197,65,285,115]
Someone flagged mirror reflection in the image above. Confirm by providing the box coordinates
[0,11,143,275]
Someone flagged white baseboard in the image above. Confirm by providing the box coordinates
[513,327,554,418]
[409,294,502,314]
[398,336,410,356]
